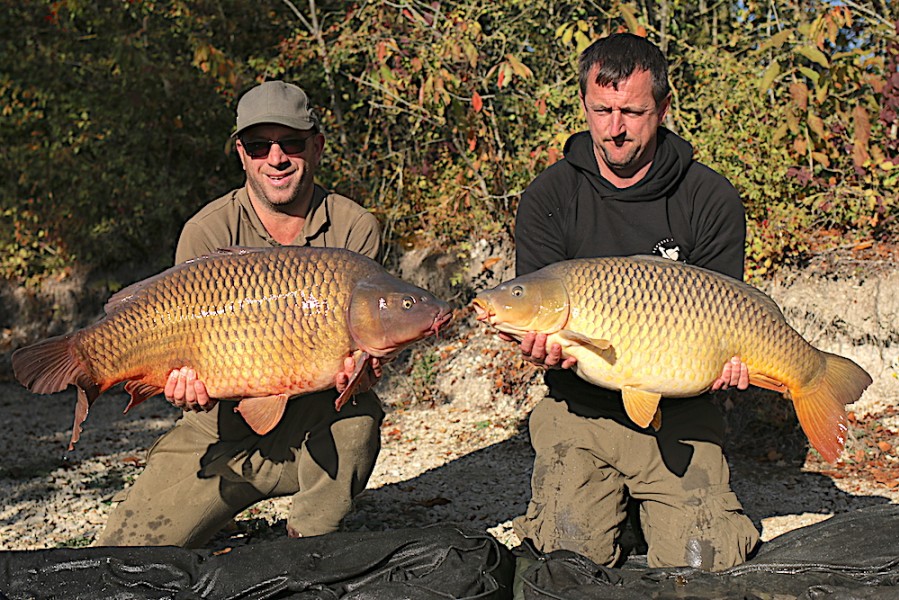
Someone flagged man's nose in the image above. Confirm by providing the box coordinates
[267,141,289,164]
[608,110,625,137]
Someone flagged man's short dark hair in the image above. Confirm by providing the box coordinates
[578,33,670,106]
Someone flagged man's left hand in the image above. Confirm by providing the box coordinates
[711,356,749,390]
[335,356,382,395]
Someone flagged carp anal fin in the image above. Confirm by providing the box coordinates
[791,352,872,464]
[69,383,101,452]
[335,352,372,412]
[558,330,615,363]
[235,394,289,436]
[621,386,662,429]
[123,381,164,413]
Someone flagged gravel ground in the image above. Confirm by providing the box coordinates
[1,246,897,554]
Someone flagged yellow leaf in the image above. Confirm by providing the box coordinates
[810,151,830,167]
[575,31,592,54]
[619,5,640,34]
[758,61,781,94]
[798,66,820,86]
[506,54,533,79]
[796,45,830,68]
[755,29,792,53]
[807,112,827,140]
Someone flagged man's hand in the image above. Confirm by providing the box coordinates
[711,356,750,391]
[499,331,577,370]
[335,357,383,395]
[165,367,216,411]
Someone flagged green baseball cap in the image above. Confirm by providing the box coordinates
[233,81,319,137]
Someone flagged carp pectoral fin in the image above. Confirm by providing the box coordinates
[621,386,662,429]
[749,373,788,394]
[558,330,611,350]
[235,394,289,436]
[123,381,164,413]
[335,352,372,412]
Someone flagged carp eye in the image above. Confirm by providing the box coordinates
[402,296,415,309]
[511,286,524,297]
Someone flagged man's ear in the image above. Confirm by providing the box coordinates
[657,93,672,121]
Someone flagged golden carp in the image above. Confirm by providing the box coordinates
[13,246,453,450]
[471,255,872,463]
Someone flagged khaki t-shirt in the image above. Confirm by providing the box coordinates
[175,185,380,264]
[172,184,381,441]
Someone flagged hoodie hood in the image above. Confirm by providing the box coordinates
[562,127,694,202]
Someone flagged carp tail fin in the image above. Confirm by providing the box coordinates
[12,333,88,394]
[12,334,100,451]
[792,352,872,464]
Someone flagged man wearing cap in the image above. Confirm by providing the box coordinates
[95,81,385,547]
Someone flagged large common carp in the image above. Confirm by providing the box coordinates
[13,246,453,450]
[471,255,872,463]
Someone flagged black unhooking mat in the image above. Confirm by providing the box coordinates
[4,506,899,600]
[514,504,899,599]
[0,525,515,600]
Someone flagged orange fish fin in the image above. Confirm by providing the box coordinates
[621,386,662,429]
[11,333,91,395]
[68,385,101,452]
[559,330,612,350]
[335,352,372,412]
[749,372,788,394]
[11,332,101,451]
[123,381,164,413]
[790,352,872,464]
[235,394,289,435]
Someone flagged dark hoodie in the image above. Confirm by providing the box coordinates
[514,127,746,417]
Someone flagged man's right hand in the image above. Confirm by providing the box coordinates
[165,367,217,412]
[499,331,577,370]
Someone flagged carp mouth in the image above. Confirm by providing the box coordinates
[470,298,493,322]
[430,309,454,335]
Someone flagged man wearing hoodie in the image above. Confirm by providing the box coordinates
[509,34,760,571]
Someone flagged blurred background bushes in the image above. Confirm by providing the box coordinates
[1,0,897,288]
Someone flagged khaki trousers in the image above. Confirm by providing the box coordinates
[513,396,759,571]
[95,390,383,548]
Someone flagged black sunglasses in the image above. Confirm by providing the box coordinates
[239,136,313,158]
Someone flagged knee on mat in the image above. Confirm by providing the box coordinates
[644,492,759,571]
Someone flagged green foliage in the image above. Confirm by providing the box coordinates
[0,0,284,283]
[674,3,898,279]
[1,0,897,287]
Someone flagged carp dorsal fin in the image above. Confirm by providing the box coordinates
[235,394,289,435]
[621,386,662,429]
[213,246,266,256]
[335,351,373,411]
[104,247,266,315]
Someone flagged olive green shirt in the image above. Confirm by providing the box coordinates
[175,185,380,264]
